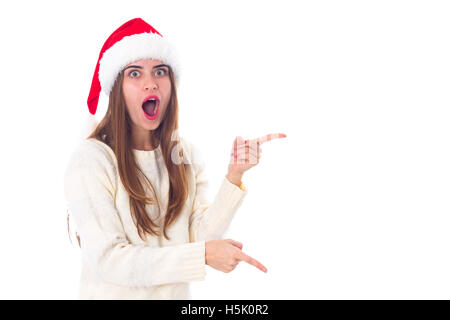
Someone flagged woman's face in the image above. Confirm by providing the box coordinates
[122,58,172,133]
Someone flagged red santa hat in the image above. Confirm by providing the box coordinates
[87,17,181,116]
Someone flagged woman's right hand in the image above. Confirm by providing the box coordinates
[205,239,267,273]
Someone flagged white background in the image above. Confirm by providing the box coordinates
[0,0,449,299]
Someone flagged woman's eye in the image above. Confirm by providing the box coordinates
[155,69,167,76]
[129,70,140,77]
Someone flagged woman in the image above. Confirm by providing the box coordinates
[64,17,286,299]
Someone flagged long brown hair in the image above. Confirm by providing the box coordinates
[68,65,190,247]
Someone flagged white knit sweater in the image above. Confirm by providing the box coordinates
[63,137,247,299]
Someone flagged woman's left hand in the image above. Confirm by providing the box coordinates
[227,133,287,182]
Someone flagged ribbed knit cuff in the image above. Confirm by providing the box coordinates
[221,175,248,202]
[206,176,248,231]
[181,241,206,282]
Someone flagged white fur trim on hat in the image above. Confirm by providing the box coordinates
[98,32,181,96]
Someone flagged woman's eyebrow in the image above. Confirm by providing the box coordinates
[123,65,143,71]
[153,64,169,69]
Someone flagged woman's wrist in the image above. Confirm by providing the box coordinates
[226,171,243,187]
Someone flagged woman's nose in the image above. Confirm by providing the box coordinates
[144,76,158,90]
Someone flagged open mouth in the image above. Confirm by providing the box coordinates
[142,96,160,119]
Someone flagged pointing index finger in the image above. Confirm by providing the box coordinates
[252,133,287,145]
[236,250,267,273]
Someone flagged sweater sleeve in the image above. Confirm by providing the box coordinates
[64,140,205,288]
[186,140,248,242]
